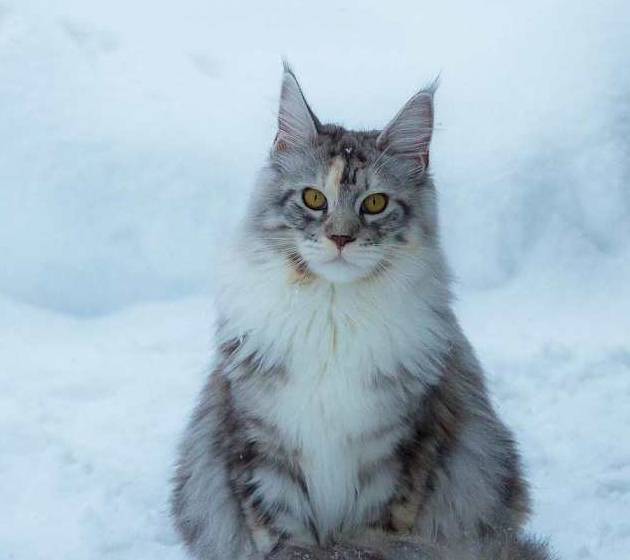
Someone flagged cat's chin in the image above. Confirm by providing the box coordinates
[307,258,374,284]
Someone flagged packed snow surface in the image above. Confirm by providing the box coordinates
[1,0,629,559]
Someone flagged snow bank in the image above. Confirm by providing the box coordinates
[1,0,629,313]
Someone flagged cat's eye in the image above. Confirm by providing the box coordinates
[302,188,327,211]
[361,193,388,214]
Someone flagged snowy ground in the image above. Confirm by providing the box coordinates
[1,0,630,559]
[2,281,629,560]
[0,296,211,560]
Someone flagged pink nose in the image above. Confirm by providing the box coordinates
[328,235,355,250]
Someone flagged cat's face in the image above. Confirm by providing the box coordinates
[248,66,437,284]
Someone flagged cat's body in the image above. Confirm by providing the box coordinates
[171,66,550,560]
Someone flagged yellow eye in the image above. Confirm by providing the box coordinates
[302,188,327,210]
[361,193,388,214]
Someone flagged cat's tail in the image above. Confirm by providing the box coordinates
[266,533,555,560]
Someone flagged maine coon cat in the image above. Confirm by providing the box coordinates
[171,65,552,560]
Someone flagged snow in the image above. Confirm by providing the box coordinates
[0,0,629,559]
[0,296,212,559]
[2,287,629,559]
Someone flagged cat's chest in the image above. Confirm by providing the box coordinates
[263,307,402,441]
[271,356,396,446]
[223,278,440,533]
[256,342,406,535]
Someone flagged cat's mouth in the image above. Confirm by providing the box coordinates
[303,252,374,284]
[293,239,385,283]
[324,254,353,265]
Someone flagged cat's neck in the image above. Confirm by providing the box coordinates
[215,239,455,384]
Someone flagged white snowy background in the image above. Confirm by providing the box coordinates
[1,1,629,558]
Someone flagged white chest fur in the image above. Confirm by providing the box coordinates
[262,322,405,533]
[217,250,450,535]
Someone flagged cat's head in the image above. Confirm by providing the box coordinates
[247,64,439,284]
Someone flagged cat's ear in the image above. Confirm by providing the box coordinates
[376,82,436,170]
[274,63,319,152]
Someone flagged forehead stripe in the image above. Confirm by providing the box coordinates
[324,156,345,200]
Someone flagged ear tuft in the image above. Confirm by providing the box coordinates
[275,63,319,151]
[376,83,436,169]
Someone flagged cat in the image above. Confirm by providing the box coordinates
[171,64,553,560]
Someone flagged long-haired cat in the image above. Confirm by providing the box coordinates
[171,64,552,560]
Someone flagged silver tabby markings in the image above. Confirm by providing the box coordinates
[171,64,551,560]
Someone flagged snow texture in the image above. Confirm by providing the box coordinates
[0,1,629,559]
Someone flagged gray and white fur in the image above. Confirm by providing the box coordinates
[171,65,553,560]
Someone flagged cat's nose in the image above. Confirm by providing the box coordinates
[328,235,355,250]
